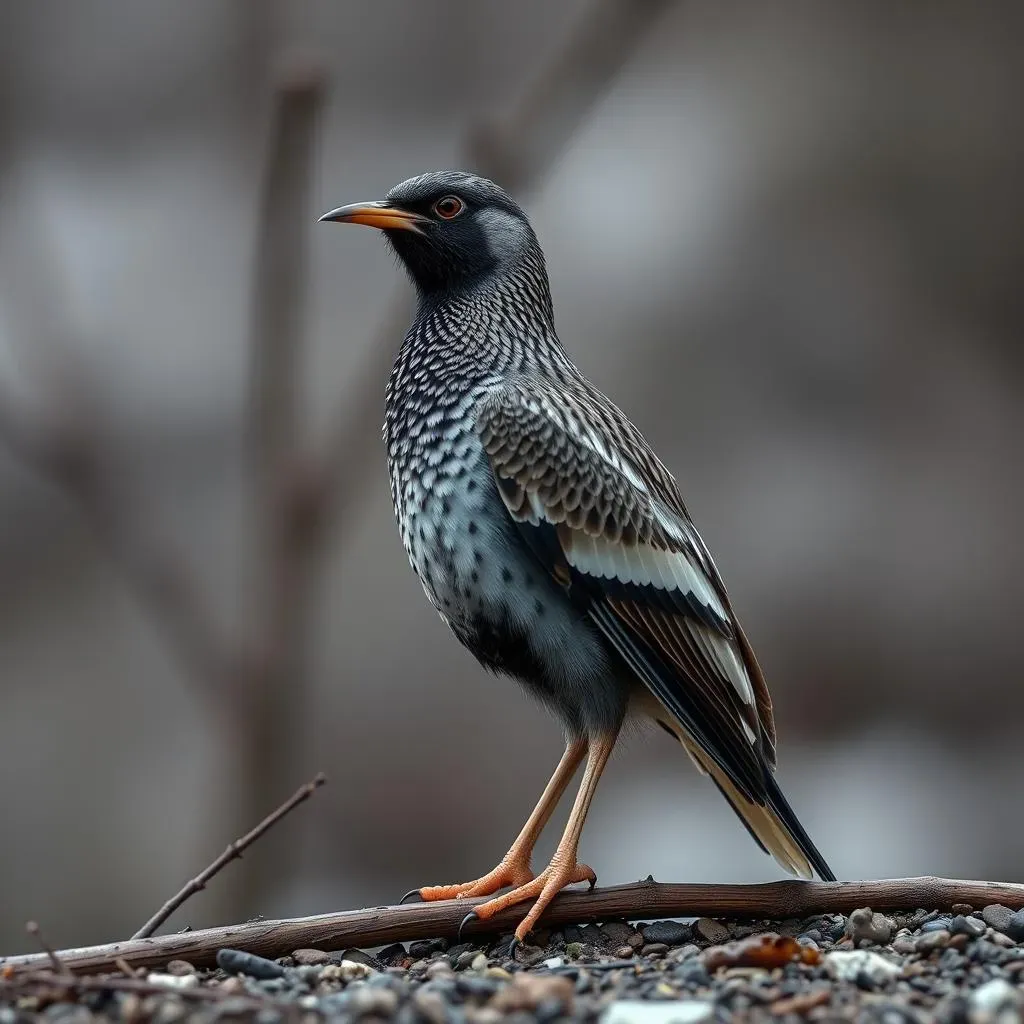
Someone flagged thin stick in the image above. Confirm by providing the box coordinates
[24,921,70,978]
[6,876,1023,977]
[132,773,327,940]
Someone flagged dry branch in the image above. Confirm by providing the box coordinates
[4,877,1023,977]
[133,773,326,940]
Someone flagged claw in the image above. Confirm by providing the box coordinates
[508,936,521,961]
[458,910,478,942]
[399,888,423,905]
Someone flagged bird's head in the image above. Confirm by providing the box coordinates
[319,170,544,300]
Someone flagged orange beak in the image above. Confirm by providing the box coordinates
[318,201,427,233]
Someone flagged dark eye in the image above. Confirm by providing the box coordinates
[433,196,464,219]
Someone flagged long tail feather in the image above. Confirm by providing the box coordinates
[673,728,835,881]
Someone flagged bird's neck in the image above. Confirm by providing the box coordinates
[404,261,563,380]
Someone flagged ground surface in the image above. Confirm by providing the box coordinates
[4,904,1024,1022]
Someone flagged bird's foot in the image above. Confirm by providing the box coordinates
[471,858,596,943]
[411,855,537,903]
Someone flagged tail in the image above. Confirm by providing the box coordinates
[677,732,836,881]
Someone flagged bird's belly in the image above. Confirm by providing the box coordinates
[393,447,626,735]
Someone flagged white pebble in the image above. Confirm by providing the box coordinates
[825,949,901,985]
[145,972,199,989]
[600,1000,713,1024]
[543,956,565,969]
[969,978,1022,1024]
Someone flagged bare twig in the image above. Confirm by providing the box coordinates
[5,877,1024,977]
[24,921,69,978]
[133,773,326,940]
[312,0,676,552]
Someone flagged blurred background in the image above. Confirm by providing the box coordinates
[1,0,1022,954]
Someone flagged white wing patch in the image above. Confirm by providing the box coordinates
[563,533,727,621]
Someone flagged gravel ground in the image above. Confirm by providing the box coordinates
[4,904,1024,1023]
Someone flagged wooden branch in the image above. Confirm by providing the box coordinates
[132,773,326,940]
[4,877,1022,978]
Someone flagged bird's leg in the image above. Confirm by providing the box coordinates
[469,730,618,942]
[415,737,588,902]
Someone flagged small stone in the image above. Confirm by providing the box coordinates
[349,986,400,1017]
[565,942,583,959]
[425,958,455,979]
[916,930,952,953]
[693,918,729,945]
[410,938,448,959]
[1004,910,1024,943]
[339,947,379,968]
[922,917,954,933]
[446,942,472,965]
[215,948,284,980]
[982,906,1015,936]
[581,923,606,948]
[291,948,330,966]
[628,932,644,949]
[825,949,901,986]
[145,972,199,989]
[471,952,489,971]
[951,916,987,938]
[614,945,634,959]
[641,920,692,946]
[165,959,195,976]
[968,977,1021,1023]
[455,948,480,970]
[675,960,712,987]
[600,1000,713,1024]
[846,907,894,946]
[668,943,700,964]
[952,903,974,914]
[489,972,574,1013]
[376,941,407,964]
[602,921,637,946]
[484,966,512,981]
[641,943,670,956]
[413,986,450,1024]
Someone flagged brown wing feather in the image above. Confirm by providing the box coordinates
[477,376,775,775]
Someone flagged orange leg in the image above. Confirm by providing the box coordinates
[471,730,618,942]
[415,737,588,902]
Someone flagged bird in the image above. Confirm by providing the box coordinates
[319,170,835,942]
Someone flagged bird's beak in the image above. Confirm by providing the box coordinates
[318,201,426,234]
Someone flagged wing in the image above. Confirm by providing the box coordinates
[476,374,775,778]
[476,374,834,882]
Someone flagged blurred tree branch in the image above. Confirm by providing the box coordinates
[5,876,1024,976]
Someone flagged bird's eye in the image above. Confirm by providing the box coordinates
[433,196,464,219]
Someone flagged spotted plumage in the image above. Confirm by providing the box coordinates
[320,170,834,940]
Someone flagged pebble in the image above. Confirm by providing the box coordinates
[846,907,895,946]
[145,973,199,989]
[982,906,1016,936]
[825,949,902,986]
[968,977,1021,1023]
[425,959,455,980]
[601,921,637,946]
[614,945,635,959]
[693,918,729,944]
[641,943,669,956]
[164,959,196,975]
[489,972,574,1013]
[950,915,987,938]
[291,948,331,966]
[923,917,955,933]
[471,952,489,971]
[409,938,448,959]
[600,1000,713,1023]
[1005,910,1024,943]
[641,920,692,946]
[413,986,450,1024]
[917,930,953,953]
[215,948,284,980]
[376,941,408,964]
